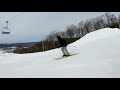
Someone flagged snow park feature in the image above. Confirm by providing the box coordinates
[0,28,120,78]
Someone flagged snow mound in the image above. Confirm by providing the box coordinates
[69,28,120,47]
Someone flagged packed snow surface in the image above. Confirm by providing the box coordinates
[0,28,120,78]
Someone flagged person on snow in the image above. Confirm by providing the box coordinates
[56,35,70,57]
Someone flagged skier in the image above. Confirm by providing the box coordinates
[56,35,70,57]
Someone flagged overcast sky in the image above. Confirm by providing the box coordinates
[0,12,120,44]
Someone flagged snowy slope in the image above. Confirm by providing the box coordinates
[0,28,120,78]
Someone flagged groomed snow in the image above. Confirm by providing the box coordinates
[0,28,120,78]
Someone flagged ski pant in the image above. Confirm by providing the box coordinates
[61,46,70,55]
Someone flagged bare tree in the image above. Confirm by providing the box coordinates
[66,25,75,38]
[118,14,120,29]
[78,21,85,37]
[104,12,118,28]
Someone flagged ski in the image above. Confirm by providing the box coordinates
[54,53,79,60]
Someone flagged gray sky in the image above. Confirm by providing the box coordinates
[0,12,120,44]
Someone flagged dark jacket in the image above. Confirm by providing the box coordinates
[57,36,67,47]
